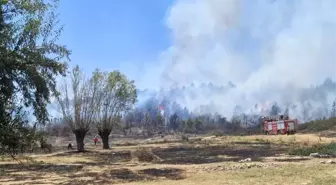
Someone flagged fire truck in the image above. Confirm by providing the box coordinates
[262,115,298,135]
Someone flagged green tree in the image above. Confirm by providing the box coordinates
[194,118,203,132]
[56,66,100,152]
[154,113,164,132]
[95,70,137,149]
[169,113,179,131]
[331,99,336,118]
[181,118,194,133]
[230,116,241,133]
[142,111,151,136]
[0,0,69,155]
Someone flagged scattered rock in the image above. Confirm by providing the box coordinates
[310,153,319,157]
[239,158,252,163]
[309,153,333,158]
[197,163,280,172]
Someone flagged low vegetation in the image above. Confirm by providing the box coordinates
[299,117,336,132]
[288,142,336,156]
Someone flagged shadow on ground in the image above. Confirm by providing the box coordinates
[0,164,185,185]
[138,168,185,180]
[61,168,185,185]
[320,132,336,138]
[0,163,83,174]
[0,163,84,184]
[273,158,311,162]
[232,141,271,145]
[51,142,288,165]
[152,144,287,164]
[50,150,132,165]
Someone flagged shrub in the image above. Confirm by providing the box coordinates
[299,118,336,132]
[181,135,189,142]
[254,138,270,144]
[212,131,224,137]
[288,142,336,156]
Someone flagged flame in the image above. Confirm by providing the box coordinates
[255,100,271,113]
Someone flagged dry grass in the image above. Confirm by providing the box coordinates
[1,133,335,185]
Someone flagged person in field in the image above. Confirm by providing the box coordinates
[67,142,73,150]
[93,136,99,146]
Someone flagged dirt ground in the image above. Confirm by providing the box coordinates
[0,134,335,185]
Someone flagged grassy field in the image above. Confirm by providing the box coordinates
[1,133,336,185]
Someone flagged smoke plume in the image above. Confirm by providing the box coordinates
[156,0,336,121]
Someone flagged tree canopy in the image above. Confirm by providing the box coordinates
[57,67,137,150]
[0,0,70,154]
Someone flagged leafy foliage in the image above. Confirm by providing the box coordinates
[94,70,137,134]
[56,67,137,150]
[288,142,336,156]
[0,0,70,155]
[298,117,336,132]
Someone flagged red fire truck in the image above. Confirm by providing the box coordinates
[262,115,298,135]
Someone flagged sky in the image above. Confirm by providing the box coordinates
[54,0,336,120]
[57,0,173,89]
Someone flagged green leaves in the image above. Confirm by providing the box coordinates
[94,69,137,131]
[0,0,8,5]
[1,0,70,155]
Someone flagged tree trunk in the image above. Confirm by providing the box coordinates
[98,129,111,149]
[74,129,86,152]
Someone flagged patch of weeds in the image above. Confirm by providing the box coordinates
[299,118,336,132]
[21,156,44,165]
[132,148,162,162]
[288,142,336,156]
[116,141,138,146]
[181,135,189,142]
[192,138,202,142]
[303,139,310,146]
[212,131,225,137]
[254,138,271,144]
[0,168,6,176]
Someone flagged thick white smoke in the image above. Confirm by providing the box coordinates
[158,0,336,120]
